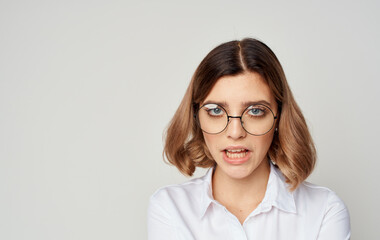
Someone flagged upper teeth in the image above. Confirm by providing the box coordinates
[227,149,246,153]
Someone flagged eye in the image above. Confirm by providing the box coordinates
[209,108,223,115]
[246,106,266,117]
[203,104,225,117]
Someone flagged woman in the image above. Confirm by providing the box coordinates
[148,38,350,239]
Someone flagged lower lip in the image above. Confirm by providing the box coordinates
[222,150,251,165]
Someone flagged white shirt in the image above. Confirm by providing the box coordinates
[148,163,350,240]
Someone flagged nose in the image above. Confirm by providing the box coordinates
[226,117,246,139]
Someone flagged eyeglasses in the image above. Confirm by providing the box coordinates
[195,103,277,136]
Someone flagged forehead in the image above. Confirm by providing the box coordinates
[203,72,276,109]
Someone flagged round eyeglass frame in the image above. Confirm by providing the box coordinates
[194,103,278,136]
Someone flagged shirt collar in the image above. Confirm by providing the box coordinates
[260,163,297,214]
[199,167,215,218]
[198,162,297,219]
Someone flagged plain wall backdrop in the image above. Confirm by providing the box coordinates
[1,0,379,239]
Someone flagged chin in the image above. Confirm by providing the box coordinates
[221,164,255,179]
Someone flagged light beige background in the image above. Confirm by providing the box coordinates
[1,0,379,239]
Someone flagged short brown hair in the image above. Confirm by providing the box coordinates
[163,38,316,191]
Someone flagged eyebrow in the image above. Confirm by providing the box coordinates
[202,100,273,108]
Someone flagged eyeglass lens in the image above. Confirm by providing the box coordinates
[197,103,275,135]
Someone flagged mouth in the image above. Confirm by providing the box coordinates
[222,147,251,164]
[224,148,249,158]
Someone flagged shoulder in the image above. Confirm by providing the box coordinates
[294,181,350,237]
[295,181,348,211]
[147,172,213,239]
[294,182,350,231]
[148,174,208,214]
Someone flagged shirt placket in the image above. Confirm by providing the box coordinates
[224,208,248,240]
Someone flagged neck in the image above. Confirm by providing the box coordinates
[212,159,271,206]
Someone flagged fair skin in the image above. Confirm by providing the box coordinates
[202,71,278,224]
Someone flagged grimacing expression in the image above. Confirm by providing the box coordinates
[200,71,278,180]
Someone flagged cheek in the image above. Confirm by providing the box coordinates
[254,132,275,154]
[203,134,220,153]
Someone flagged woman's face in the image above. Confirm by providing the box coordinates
[201,71,278,180]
